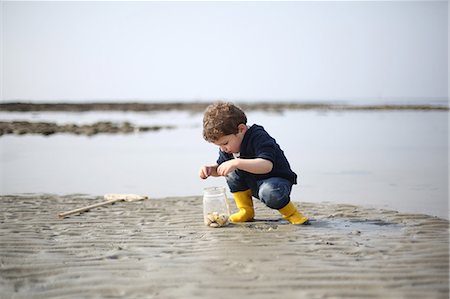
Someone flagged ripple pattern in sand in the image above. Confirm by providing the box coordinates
[0,195,448,299]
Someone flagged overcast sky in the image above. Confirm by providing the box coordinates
[1,1,448,103]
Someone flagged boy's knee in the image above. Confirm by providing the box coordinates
[226,171,237,183]
[226,171,249,193]
[258,182,290,209]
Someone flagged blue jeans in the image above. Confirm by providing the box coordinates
[226,170,292,210]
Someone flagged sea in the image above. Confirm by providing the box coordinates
[0,99,448,219]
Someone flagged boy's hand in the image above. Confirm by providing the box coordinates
[199,166,211,179]
[216,160,238,176]
[199,165,219,179]
[199,164,219,179]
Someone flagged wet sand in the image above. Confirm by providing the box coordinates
[0,194,448,298]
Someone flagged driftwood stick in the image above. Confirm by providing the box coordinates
[58,194,148,218]
[58,198,122,218]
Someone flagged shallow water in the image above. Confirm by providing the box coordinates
[0,110,448,219]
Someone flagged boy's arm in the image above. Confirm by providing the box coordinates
[216,158,273,176]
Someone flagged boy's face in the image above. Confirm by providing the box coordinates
[213,124,247,154]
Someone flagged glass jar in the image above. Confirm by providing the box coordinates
[203,186,230,227]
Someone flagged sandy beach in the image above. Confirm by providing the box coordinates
[0,194,448,299]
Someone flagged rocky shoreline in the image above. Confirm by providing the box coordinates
[1,101,447,137]
[1,101,448,112]
[0,121,174,136]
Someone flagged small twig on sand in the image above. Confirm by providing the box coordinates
[58,194,148,218]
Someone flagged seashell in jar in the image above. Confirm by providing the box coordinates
[207,213,216,223]
[204,217,213,225]
[205,212,229,227]
[215,214,228,226]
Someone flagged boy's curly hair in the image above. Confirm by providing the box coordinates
[203,101,247,142]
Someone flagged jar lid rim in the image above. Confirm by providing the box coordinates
[203,186,226,194]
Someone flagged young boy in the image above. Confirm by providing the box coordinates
[199,101,309,225]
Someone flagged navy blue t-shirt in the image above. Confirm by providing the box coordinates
[216,124,297,184]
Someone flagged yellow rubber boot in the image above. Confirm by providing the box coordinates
[229,189,254,222]
[279,201,309,225]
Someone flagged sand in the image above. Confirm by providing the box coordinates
[0,194,448,299]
